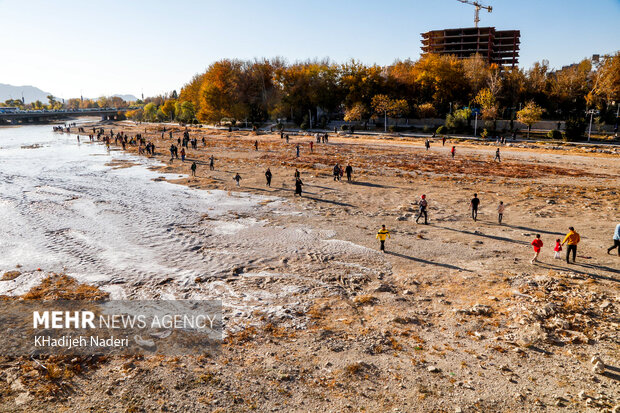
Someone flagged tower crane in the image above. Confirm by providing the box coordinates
[457,0,492,28]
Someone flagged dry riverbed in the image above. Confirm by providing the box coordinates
[1,121,618,412]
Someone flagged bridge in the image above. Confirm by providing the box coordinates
[0,108,129,124]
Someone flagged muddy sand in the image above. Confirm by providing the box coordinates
[1,122,618,412]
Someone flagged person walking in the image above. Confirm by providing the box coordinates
[294,177,303,196]
[190,162,197,177]
[442,136,446,146]
[561,227,580,264]
[376,225,390,253]
[531,234,543,263]
[607,223,620,256]
[209,155,214,171]
[553,238,562,259]
[333,164,341,181]
[294,169,300,179]
[265,168,272,187]
[254,140,259,151]
[296,144,300,158]
[494,148,501,162]
[425,139,430,151]
[451,146,456,159]
[310,141,313,152]
[345,164,353,182]
[497,201,505,224]
[233,173,242,187]
[470,193,480,222]
[180,147,186,162]
[415,194,428,225]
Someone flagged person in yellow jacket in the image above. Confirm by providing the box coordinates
[376,225,390,252]
[561,226,580,264]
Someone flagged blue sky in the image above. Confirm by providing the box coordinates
[0,0,618,99]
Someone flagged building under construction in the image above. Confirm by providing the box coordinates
[421,27,520,68]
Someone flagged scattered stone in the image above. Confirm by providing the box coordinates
[592,362,605,374]
[590,356,603,365]
[374,283,396,293]
[14,392,32,406]
[427,366,440,373]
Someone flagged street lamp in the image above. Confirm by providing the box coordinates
[586,109,599,142]
[613,101,619,138]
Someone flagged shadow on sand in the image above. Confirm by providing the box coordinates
[434,225,529,246]
[386,251,473,272]
[535,261,619,283]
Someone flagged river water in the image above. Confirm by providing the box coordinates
[0,123,274,296]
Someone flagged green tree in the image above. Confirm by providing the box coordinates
[143,102,157,122]
[175,101,196,123]
[445,108,471,132]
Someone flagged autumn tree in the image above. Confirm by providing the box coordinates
[410,54,468,112]
[160,100,177,121]
[65,98,81,110]
[2,99,24,108]
[372,94,408,132]
[499,68,527,121]
[474,88,498,121]
[344,103,366,123]
[588,52,620,122]
[517,101,543,138]
[126,108,144,121]
[341,61,386,112]
[462,54,490,99]
[416,102,437,118]
[548,59,591,118]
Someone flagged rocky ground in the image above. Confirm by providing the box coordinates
[1,122,618,412]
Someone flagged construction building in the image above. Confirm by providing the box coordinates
[421,27,520,68]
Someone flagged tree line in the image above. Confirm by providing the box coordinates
[160,53,618,134]
[1,95,134,111]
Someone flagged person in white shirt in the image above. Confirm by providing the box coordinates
[497,201,505,224]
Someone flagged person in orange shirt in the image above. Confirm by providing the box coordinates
[561,227,580,264]
[531,234,543,263]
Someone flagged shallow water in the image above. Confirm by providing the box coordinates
[0,123,268,293]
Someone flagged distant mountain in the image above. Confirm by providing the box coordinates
[0,84,139,104]
[0,83,56,104]
[112,94,138,102]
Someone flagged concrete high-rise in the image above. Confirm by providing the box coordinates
[421,27,520,68]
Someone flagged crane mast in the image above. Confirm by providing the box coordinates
[457,0,492,28]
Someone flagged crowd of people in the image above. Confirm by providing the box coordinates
[54,124,618,269]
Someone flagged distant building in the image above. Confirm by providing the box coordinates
[421,27,520,69]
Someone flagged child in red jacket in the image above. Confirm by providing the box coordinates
[553,238,562,259]
[531,234,543,263]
